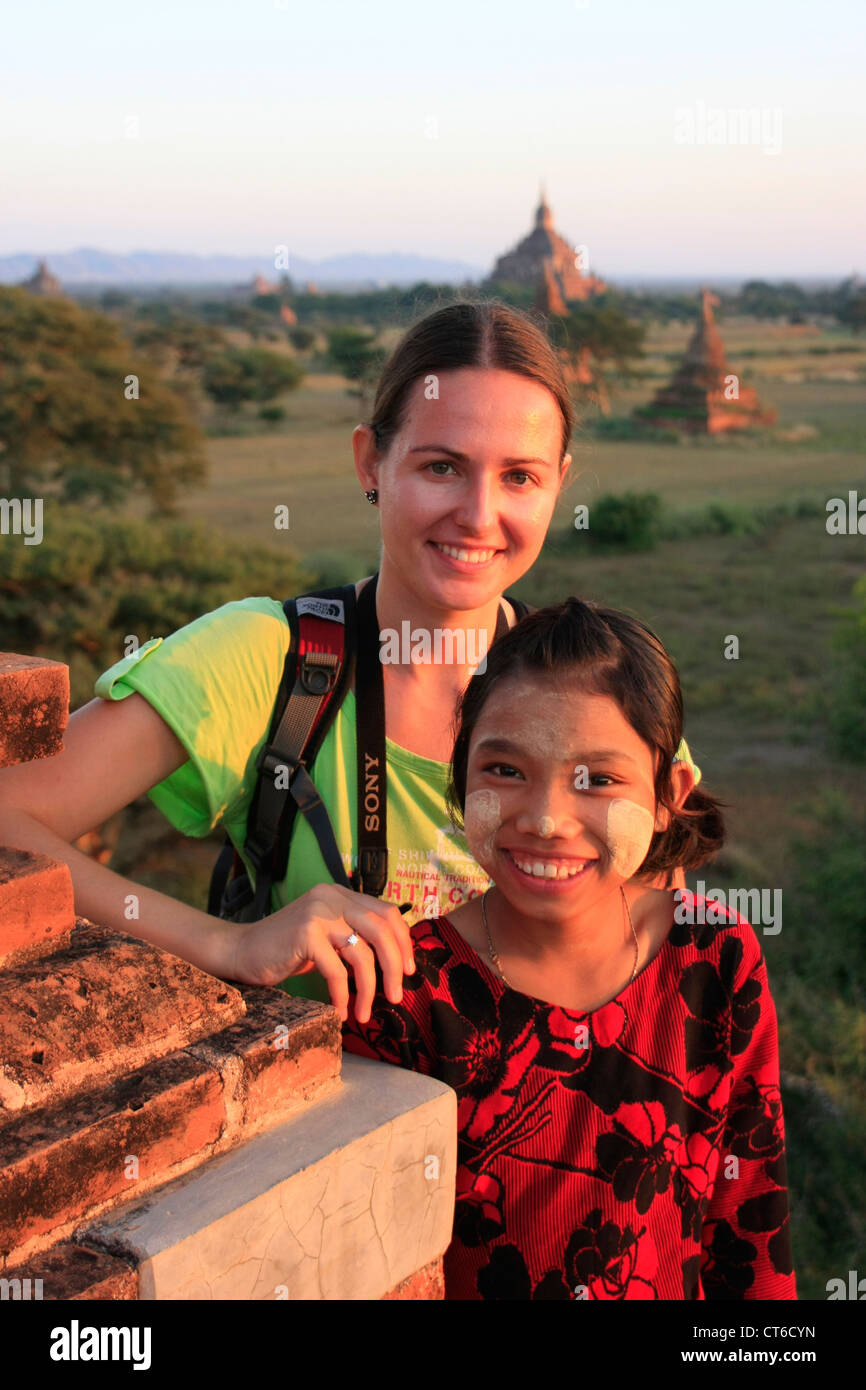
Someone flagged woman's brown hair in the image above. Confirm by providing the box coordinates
[446,596,726,883]
[367,298,576,464]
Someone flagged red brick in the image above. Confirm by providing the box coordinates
[0,1243,138,1300]
[0,1052,226,1261]
[0,848,74,969]
[187,986,341,1139]
[0,654,68,768]
[381,1256,445,1299]
[0,922,246,1121]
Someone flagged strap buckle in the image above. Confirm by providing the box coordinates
[299,651,339,696]
[256,745,301,780]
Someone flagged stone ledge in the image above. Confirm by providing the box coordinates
[0,653,68,768]
[186,984,341,1138]
[0,1243,138,1300]
[0,848,75,970]
[0,923,246,1120]
[0,1051,227,1264]
[381,1256,445,1299]
[82,1053,457,1300]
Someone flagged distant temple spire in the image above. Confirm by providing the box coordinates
[486,191,604,301]
[18,259,63,296]
[636,287,776,434]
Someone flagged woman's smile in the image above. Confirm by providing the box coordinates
[429,539,506,570]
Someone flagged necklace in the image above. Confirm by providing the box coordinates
[480,885,640,992]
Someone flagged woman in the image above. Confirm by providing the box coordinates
[0,301,699,1018]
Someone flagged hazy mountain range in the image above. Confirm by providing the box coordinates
[0,248,844,292]
[0,248,487,289]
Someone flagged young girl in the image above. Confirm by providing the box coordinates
[341,596,797,1301]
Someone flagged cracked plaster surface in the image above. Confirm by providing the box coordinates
[86,1054,456,1300]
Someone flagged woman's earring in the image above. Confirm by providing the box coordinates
[365,489,378,504]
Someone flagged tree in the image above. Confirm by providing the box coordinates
[835,287,866,334]
[0,288,206,514]
[325,326,387,410]
[131,305,228,372]
[288,325,316,352]
[202,347,303,409]
[0,503,313,711]
[549,303,646,414]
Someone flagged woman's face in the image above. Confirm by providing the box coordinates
[355,367,570,611]
[461,676,665,924]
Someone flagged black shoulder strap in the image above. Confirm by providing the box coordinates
[353,572,388,896]
[503,592,533,622]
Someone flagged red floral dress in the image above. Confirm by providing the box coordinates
[341,890,797,1300]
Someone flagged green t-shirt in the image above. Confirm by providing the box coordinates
[94,595,701,1003]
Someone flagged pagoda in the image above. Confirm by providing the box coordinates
[487,188,605,302]
[18,260,63,296]
[636,289,775,434]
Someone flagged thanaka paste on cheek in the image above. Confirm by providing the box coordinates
[605,798,655,878]
[463,789,502,874]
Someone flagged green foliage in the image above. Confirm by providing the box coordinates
[664,499,763,538]
[258,404,286,425]
[590,414,680,443]
[305,548,379,589]
[550,302,646,371]
[772,789,866,1293]
[202,346,303,407]
[0,287,206,514]
[827,574,866,761]
[325,326,387,384]
[130,304,227,371]
[0,504,314,709]
[836,290,866,334]
[584,491,663,551]
[288,325,317,352]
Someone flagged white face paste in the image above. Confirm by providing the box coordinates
[605,798,655,878]
[537,816,555,838]
[463,789,502,873]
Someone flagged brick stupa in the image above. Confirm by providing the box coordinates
[0,653,455,1300]
[18,260,63,297]
[636,289,776,435]
[487,188,605,302]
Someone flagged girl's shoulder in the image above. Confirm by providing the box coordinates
[403,913,490,992]
[670,886,769,979]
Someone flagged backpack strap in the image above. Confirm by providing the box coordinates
[507,596,533,621]
[238,584,357,918]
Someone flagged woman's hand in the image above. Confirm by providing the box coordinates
[228,884,416,1024]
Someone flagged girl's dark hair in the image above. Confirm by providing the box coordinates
[446,597,725,883]
[367,298,576,464]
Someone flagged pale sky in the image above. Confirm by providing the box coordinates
[1,0,863,276]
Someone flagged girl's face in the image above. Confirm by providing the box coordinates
[354,367,570,611]
[461,676,665,922]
